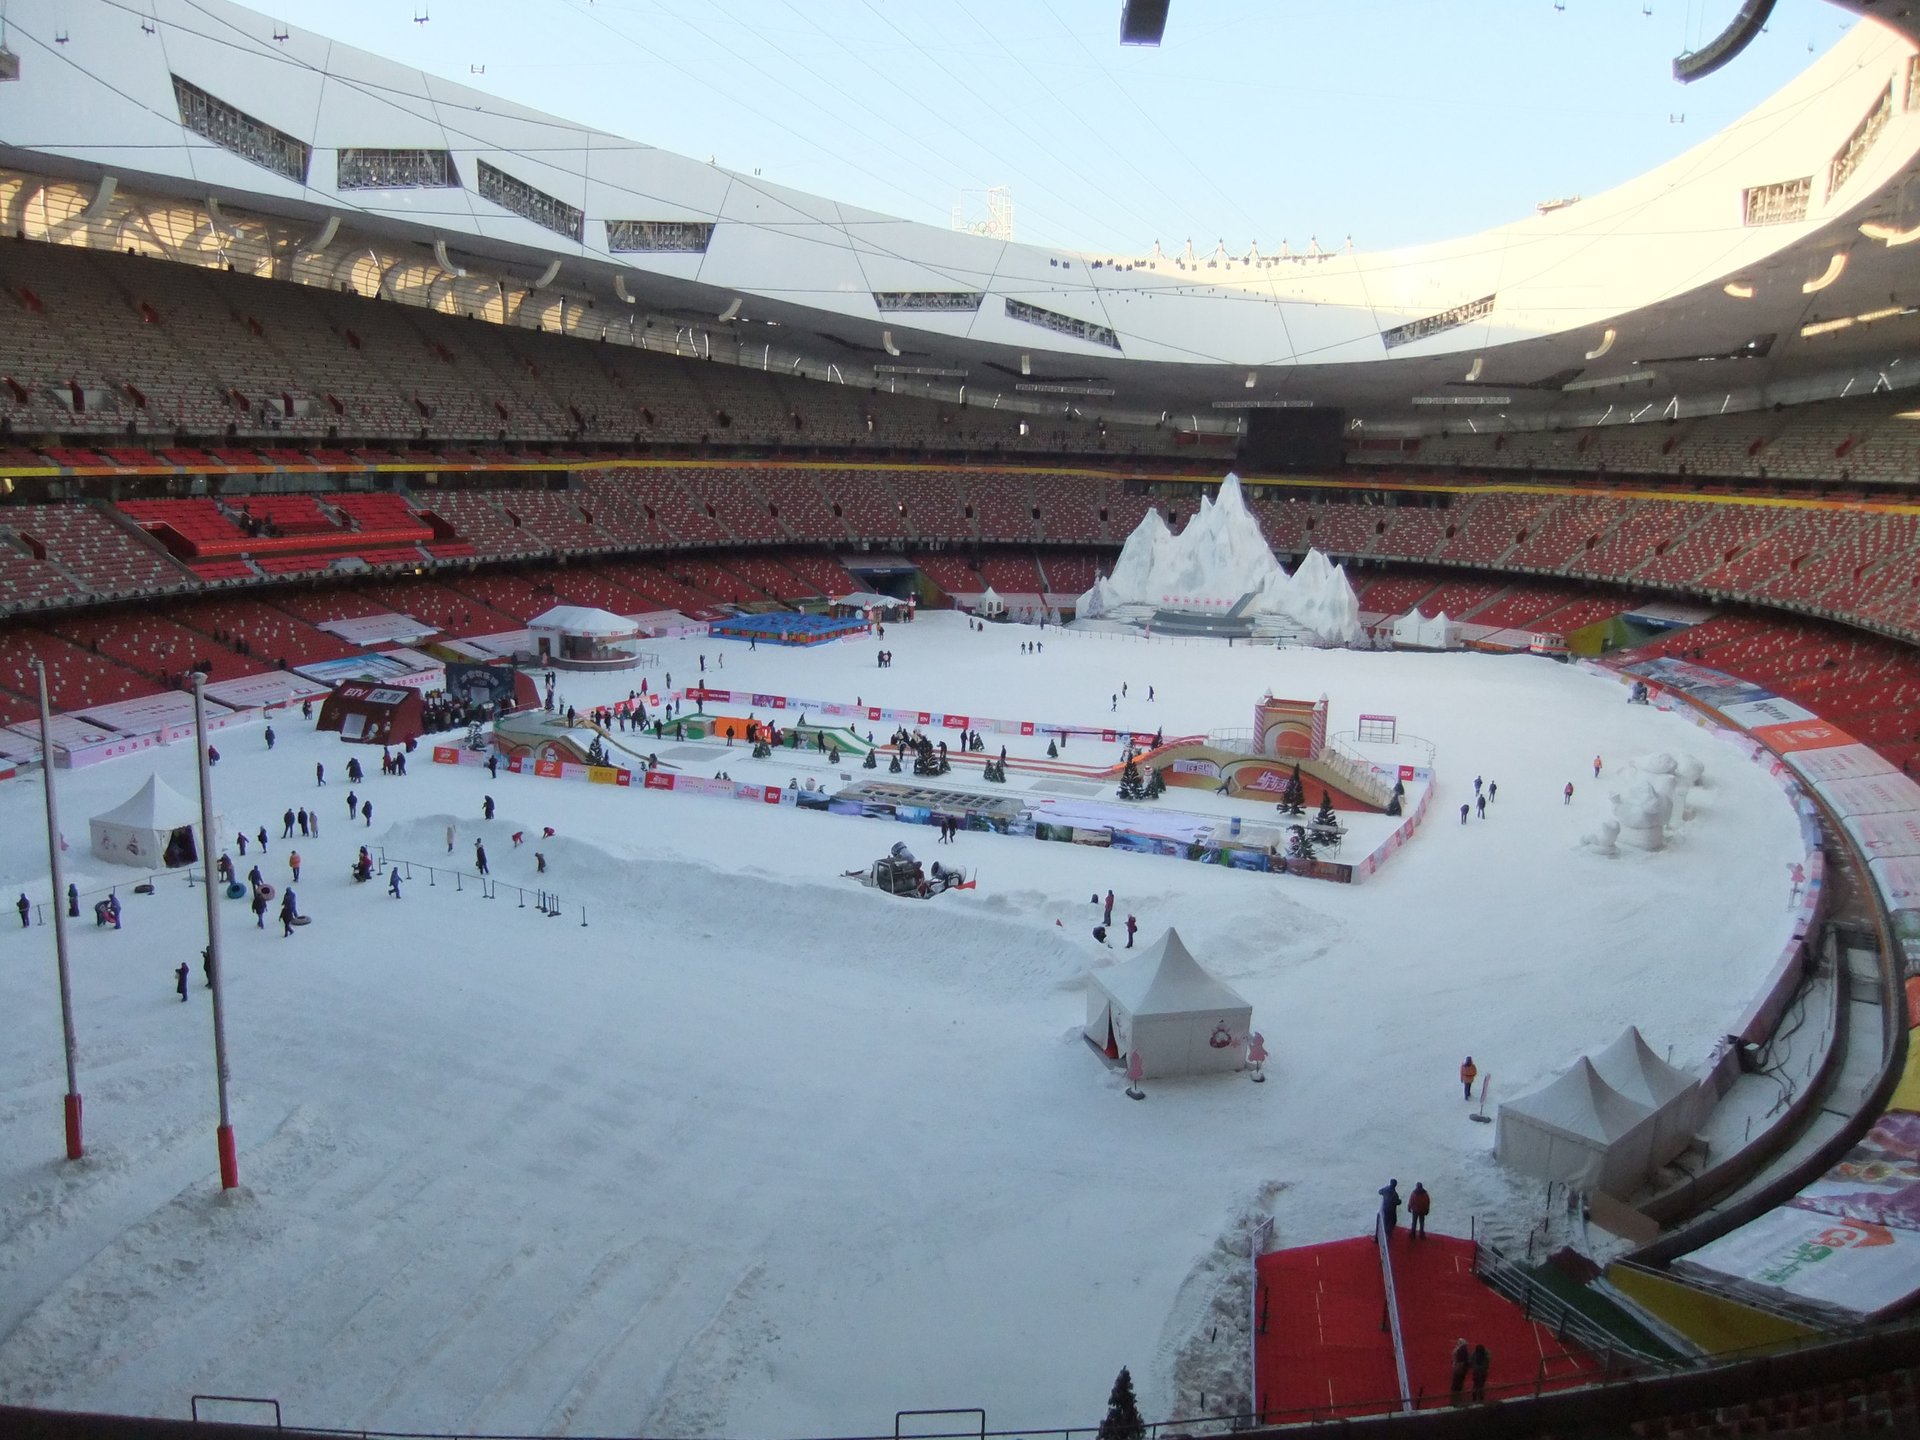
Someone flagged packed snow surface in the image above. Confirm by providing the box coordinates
[0,617,1803,1435]
[1079,474,1362,643]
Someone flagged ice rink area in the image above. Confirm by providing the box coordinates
[0,613,1807,1435]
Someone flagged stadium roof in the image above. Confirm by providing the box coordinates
[2,0,1919,437]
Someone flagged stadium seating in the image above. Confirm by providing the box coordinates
[1,503,193,599]
[0,628,156,712]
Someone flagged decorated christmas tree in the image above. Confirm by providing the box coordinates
[863,748,878,770]
[1287,825,1316,860]
[888,751,903,774]
[1117,755,1145,801]
[1315,790,1338,827]
[1143,765,1166,799]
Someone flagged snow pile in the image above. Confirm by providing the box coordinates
[1079,474,1362,644]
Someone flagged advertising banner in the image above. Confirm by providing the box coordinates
[1843,810,1920,861]
[1749,717,1855,753]
[1784,743,1895,783]
[1818,774,1920,819]
[1677,1208,1920,1321]
[1721,695,1818,729]
[1789,1112,1920,1234]
[1867,856,1920,910]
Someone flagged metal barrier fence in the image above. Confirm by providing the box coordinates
[373,849,586,926]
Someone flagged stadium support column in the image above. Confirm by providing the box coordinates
[34,661,82,1159]
[193,674,238,1189]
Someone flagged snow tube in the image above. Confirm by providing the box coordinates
[224,881,246,899]
[290,914,312,927]
[255,882,275,902]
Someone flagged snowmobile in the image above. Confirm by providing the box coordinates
[844,842,974,898]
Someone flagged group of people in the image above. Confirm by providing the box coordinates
[1376,1177,1433,1238]
[1088,889,1139,948]
[875,649,895,668]
[1450,1338,1494,1405]
[1458,775,1499,824]
[419,691,505,735]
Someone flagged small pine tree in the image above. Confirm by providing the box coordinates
[1385,792,1403,817]
[1281,762,1306,816]
[1392,777,1406,800]
[888,751,903,774]
[586,736,607,766]
[1143,766,1165,799]
[1288,825,1316,861]
[1047,738,1059,759]
[1097,1367,1146,1440]
[1315,790,1338,827]
[863,748,878,770]
[1117,755,1145,801]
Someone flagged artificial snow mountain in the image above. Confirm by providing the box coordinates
[1077,474,1363,644]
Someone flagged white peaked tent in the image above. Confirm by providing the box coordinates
[1494,1056,1659,1196]
[1391,608,1459,650]
[527,605,639,639]
[89,774,223,870]
[1590,1026,1705,1165]
[1084,928,1253,1079]
[976,586,1007,618]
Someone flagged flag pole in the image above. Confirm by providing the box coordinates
[34,661,82,1160]
[193,674,238,1188]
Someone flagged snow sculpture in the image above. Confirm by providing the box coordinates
[1610,779,1673,852]
[1625,752,1705,830]
[1078,473,1362,645]
[1582,818,1621,857]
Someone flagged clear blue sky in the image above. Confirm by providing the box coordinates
[272,0,1857,255]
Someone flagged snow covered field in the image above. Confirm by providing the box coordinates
[0,615,1805,1435]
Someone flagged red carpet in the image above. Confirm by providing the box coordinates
[1254,1237,1399,1423]
[1254,1229,1602,1422]
[1387,1229,1602,1410]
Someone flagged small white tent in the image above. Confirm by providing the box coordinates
[89,774,222,870]
[1590,1026,1705,1166]
[1391,608,1459,650]
[1084,928,1252,1079]
[1494,1056,1659,1196]
[976,586,1007,618]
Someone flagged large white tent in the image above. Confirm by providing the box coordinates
[1494,1056,1659,1196]
[1391,609,1460,650]
[527,605,639,639]
[1590,1025,1706,1165]
[89,774,222,871]
[1084,928,1252,1079]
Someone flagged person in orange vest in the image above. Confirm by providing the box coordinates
[1460,1055,1478,1101]
[1592,754,1603,778]
[1407,1182,1431,1238]
[288,850,301,883]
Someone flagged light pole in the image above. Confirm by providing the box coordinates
[34,661,82,1160]
[193,674,238,1189]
